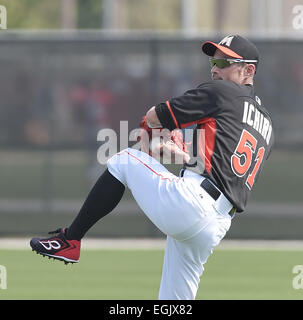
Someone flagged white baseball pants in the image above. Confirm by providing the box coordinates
[107,148,233,300]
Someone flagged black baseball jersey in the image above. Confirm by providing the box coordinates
[155,80,274,212]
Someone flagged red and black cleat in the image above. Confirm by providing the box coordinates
[30,228,81,265]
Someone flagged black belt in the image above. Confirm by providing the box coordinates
[200,179,221,200]
[200,179,235,216]
[180,169,235,216]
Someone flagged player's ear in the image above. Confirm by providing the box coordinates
[245,64,256,77]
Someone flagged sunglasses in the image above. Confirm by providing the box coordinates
[209,58,258,69]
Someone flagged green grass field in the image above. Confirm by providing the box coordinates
[1,248,303,300]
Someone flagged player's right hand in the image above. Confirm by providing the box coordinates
[137,116,190,164]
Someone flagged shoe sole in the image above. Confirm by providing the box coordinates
[32,249,79,265]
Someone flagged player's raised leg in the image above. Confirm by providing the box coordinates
[30,146,208,264]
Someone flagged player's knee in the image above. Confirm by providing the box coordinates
[106,148,134,185]
[107,150,125,186]
[107,148,131,167]
[107,147,155,185]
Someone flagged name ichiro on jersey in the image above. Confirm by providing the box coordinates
[242,101,272,145]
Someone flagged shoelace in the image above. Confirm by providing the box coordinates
[48,228,63,235]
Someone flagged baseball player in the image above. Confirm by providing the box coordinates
[30,35,274,300]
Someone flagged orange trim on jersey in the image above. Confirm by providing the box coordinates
[166,100,180,129]
[180,120,199,129]
[198,118,217,174]
[180,118,212,129]
[179,117,217,173]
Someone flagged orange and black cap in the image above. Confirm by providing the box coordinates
[202,35,259,67]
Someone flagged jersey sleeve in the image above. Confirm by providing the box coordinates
[155,82,220,131]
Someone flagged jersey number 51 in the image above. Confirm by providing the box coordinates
[231,129,265,190]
